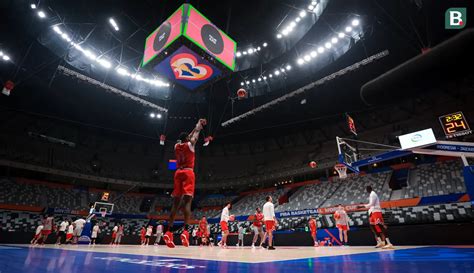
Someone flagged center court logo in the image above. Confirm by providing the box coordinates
[411,134,422,143]
[445,8,467,29]
[94,257,206,270]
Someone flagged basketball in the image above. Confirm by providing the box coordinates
[309,161,317,168]
[229,215,235,221]
[237,88,247,99]
[334,212,341,220]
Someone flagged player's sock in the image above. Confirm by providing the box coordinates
[385,238,392,245]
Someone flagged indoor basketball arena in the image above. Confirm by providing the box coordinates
[1,1,474,273]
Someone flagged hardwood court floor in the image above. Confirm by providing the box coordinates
[1,244,474,273]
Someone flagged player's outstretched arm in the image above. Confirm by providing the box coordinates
[189,119,206,145]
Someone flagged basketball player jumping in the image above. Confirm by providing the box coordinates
[358,186,394,249]
[164,119,206,248]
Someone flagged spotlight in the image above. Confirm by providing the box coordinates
[282,29,289,36]
[243,51,247,55]
[247,48,254,54]
[304,55,311,61]
[61,33,69,40]
[2,55,10,61]
[311,1,317,5]
[252,79,256,83]
[116,67,129,76]
[83,50,97,60]
[258,77,262,82]
[53,26,61,34]
[150,113,156,118]
[257,46,261,51]
[269,74,273,78]
[240,82,244,86]
[345,26,353,32]
[109,18,119,31]
[290,21,296,28]
[310,51,317,57]
[299,10,307,17]
[338,32,345,38]
[286,65,291,70]
[30,3,37,9]
[352,19,360,26]
[325,42,332,49]
[263,42,268,47]
[297,58,304,65]
[308,5,314,10]
[295,17,301,23]
[236,51,242,57]
[37,10,46,18]
[0,51,3,56]
[274,70,280,76]
[331,37,338,44]
[246,81,250,84]
[157,114,162,119]
[97,59,111,69]
[277,34,282,39]
[317,47,324,53]
[263,76,267,80]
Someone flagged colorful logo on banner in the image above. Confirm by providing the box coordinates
[170,53,213,81]
[445,8,467,29]
[153,46,221,90]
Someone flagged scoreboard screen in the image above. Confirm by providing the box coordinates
[438,111,472,139]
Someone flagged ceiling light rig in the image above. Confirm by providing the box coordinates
[236,41,268,58]
[51,25,169,88]
[242,17,362,89]
[108,18,120,31]
[0,50,11,62]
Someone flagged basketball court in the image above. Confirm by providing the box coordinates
[2,244,474,273]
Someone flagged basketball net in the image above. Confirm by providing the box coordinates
[334,164,348,179]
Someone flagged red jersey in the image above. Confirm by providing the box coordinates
[175,142,195,169]
[199,220,208,233]
[140,228,146,237]
[309,219,317,231]
[253,213,264,227]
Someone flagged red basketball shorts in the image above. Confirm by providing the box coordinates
[337,224,348,231]
[265,220,275,231]
[369,212,384,226]
[172,169,195,197]
[220,221,229,232]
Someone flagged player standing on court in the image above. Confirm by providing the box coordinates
[219,202,233,248]
[164,119,206,248]
[334,204,350,246]
[308,216,318,247]
[358,186,394,249]
[56,218,68,245]
[251,208,265,248]
[154,222,163,246]
[263,196,277,250]
[199,216,209,246]
[90,222,100,245]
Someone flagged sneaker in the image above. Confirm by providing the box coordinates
[382,243,394,249]
[375,242,385,248]
[164,231,175,248]
[314,243,319,247]
[251,244,255,248]
[268,246,276,250]
[180,231,190,247]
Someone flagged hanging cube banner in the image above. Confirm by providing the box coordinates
[141,4,236,90]
[153,45,222,90]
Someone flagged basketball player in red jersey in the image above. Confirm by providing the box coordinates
[198,216,209,246]
[251,208,265,248]
[164,119,206,248]
[308,216,318,246]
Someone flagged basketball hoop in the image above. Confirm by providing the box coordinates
[334,163,348,179]
[99,208,107,217]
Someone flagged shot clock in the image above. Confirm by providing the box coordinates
[438,111,472,139]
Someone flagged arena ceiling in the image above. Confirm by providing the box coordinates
[0,0,471,144]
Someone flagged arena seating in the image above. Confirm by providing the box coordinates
[401,161,466,198]
[228,189,288,217]
[197,195,237,207]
